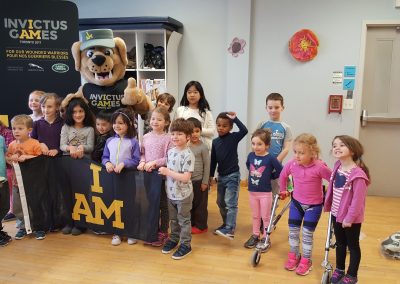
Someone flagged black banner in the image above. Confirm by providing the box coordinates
[1,1,81,121]
[18,156,162,242]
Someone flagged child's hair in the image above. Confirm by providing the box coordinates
[266,92,284,107]
[30,90,45,98]
[64,98,94,127]
[156,93,176,112]
[216,112,233,127]
[40,92,61,107]
[170,118,194,136]
[187,117,202,131]
[96,110,112,123]
[293,133,321,159]
[332,135,371,180]
[111,108,136,138]
[251,128,272,146]
[11,114,33,129]
[180,81,211,117]
[151,107,171,131]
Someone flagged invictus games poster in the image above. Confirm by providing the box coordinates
[0,1,80,124]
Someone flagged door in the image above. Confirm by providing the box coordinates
[358,24,400,197]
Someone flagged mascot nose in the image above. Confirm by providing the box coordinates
[92,55,106,66]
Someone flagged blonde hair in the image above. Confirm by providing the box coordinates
[11,114,33,129]
[30,90,45,98]
[293,133,321,159]
[40,92,61,107]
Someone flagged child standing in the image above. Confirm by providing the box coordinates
[244,129,282,249]
[156,93,176,113]
[175,81,215,150]
[6,115,43,240]
[324,135,370,284]
[159,118,194,260]
[279,133,332,276]
[60,98,95,160]
[102,108,140,246]
[210,112,248,240]
[28,90,45,121]
[137,107,172,246]
[91,111,113,163]
[187,117,210,234]
[31,93,63,157]
[0,135,12,246]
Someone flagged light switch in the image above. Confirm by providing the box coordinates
[343,99,354,110]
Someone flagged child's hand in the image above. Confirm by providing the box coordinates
[106,162,115,173]
[158,167,169,176]
[47,149,58,157]
[9,154,20,162]
[40,143,49,155]
[279,191,290,200]
[144,161,156,172]
[201,183,208,191]
[226,112,236,120]
[114,163,125,173]
[17,155,28,162]
[69,146,78,158]
[342,222,352,228]
[76,145,84,158]
[137,161,145,171]
[209,177,216,186]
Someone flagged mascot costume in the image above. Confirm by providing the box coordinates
[61,29,151,115]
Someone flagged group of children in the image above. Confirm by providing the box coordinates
[0,83,369,283]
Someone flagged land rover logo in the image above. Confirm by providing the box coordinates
[52,63,69,73]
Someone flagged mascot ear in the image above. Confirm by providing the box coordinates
[114,37,128,66]
[71,41,82,71]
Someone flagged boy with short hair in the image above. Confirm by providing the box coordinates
[159,118,194,260]
[210,112,248,240]
[187,117,210,234]
[6,114,42,240]
[92,111,113,163]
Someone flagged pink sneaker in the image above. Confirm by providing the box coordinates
[295,257,313,276]
[284,252,300,271]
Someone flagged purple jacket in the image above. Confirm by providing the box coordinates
[324,160,369,224]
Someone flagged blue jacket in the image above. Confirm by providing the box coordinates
[102,134,140,169]
[0,136,6,178]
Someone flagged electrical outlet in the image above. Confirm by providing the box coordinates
[343,99,354,110]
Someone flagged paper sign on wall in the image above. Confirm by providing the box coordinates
[343,79,355,90]
[344,66,356,77]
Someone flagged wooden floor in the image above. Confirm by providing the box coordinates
[1,186,399,284]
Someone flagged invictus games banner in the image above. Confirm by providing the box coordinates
[1,1,80,122]
[16,156,162,242]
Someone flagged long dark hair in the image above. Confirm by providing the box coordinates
[180,81,210,118]
[111,108,136,138]
[64,98,94,128]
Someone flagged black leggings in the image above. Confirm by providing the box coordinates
[332,216,361,278]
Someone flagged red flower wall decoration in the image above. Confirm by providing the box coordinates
[289,29,319,62]
[228,37,246,57]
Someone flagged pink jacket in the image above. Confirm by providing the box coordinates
[324,160,369,224]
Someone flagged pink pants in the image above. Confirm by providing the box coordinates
[249,191,272,237]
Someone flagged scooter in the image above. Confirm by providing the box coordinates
[321,213,335,284]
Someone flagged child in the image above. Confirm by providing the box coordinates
[28,90,45,121]
[137,107,172,246]
[60,98,95,160]
[244,129,282,249]
[31,93,63,157]
[0,135,12,246]
[279,133,332,276]
[91,111,113,163]
[159,118,194,260]
[210,112,248,239]
[324,135,370,284]
[102,108,140,246]
[0,121,15,222]
[6,115,43,240]
[187,117,210,234]
[156,92,176,113]
[175,81,215,150]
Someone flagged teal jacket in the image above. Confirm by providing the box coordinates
[0,136,6,179]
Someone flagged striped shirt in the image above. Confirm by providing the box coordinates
[331,168,351,217]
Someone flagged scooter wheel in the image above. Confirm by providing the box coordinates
[321,271,331,284]
[251,250,261,267]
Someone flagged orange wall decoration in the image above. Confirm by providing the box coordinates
[289,29,319,62]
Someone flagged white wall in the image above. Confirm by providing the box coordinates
[71,0,400,170]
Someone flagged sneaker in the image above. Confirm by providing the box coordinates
[295,257,313,276]
[244,234,259,249]
[338,274,358,284]
[171,244,192,260]
[256,237,271,253]
[62,225,72,235]
[15,228,27,240]
[284,252,300,271]
[191,226,208,234]
[127,238,137,245]
[2,212,16,222]
[216,227,234,240]
[111,235,122,246]
[331,269,345,283]
[213,224,225,235]
[35,231,46,240]
[161,239,178,254]
[71,227,83,236]
[0,231,12,246]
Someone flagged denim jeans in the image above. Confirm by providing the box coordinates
[216,171,240,231]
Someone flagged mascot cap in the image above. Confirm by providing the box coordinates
[79,29,115,51]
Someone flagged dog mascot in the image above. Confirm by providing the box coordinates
[61,29,151,115]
